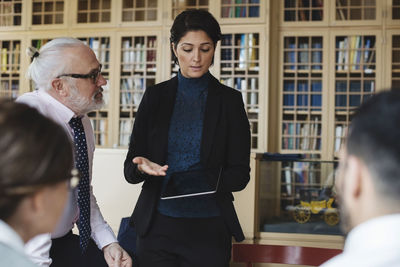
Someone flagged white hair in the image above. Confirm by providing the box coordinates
[26,37,85,91]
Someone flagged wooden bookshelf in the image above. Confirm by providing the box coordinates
[393,0,400,20]
[280,34,324,155]
[31,0,64,25]
[118,33,159,147]
[283,0,324,22]
[76,0,112,24]
[333,33,377,156]
[122,0,158,22]
[0,0,22,27]
[392,34,400,89]
[172,0,209,20]
[219,29,263,150]
[0,39,21,99]
[220,0,260,19]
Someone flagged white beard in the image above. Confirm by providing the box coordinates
[66,84,104,115]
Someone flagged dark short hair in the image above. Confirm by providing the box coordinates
[170,9,222,65]
[0,100,73,220]
[346,89,400,202]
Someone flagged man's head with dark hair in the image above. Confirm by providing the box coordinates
[336,89,400,235]
[0,100,73,238]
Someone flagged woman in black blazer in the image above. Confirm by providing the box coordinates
[124,9,250,267]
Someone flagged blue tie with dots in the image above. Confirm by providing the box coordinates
[69,117,91,253]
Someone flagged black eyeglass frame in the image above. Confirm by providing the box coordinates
[56,64,102,84]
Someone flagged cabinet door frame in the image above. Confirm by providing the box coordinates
[329,0,383,27]
[278,30,330,158]
[217,25,268,152]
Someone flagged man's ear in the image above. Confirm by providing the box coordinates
[51,78,68,97]
[346,155,363,200]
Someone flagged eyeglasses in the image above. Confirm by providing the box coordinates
[57,64,102,84]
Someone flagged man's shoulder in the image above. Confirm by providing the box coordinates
[0,242,37,267]
[17,91,48,113]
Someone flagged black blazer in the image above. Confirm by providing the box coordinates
[124,74,250,242]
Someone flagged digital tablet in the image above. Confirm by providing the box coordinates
[160,168,222,200]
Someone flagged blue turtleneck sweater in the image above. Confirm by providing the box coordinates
[157,71,220,218]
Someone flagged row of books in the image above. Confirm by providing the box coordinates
[284,0,323,21]
[221,0,260,17]
[281,162,321,197]
[120,77,145,109]
[1,43,20,72]
[335,80,374,108]
[282,118,321,151]
[121,37,157,72]
[89,118,107,146]
[0,80,19,99]
[334,125,347,152]
[285,40,322,70]
[221,77,258,106]
[221,33,258,70]
[119,119,133,147]
[80,38,110,69]
[336,36,375,71]
[283,80,322,109]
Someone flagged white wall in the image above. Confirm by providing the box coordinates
[91,148,142,235]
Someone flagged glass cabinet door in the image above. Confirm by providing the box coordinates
[258,155,341,236]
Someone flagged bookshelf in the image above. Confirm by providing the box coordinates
[121,0,158,22]
[0,39,21,99]
[393,0,400,20]
[392,34,400,89]
[76,0,112,24]
[333,33,377,155]
[172,0,209,20]
[0,0,22,27]
[219,29,263,150]
[283,0,324,22]
[31,0,64,25]
[280,35,324,155]
[118,33,160,147]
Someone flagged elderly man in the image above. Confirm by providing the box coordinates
[321,90,400,267]
[17,38,132,267]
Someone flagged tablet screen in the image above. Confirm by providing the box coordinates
[160,168,221,200]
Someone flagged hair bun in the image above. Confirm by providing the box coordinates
[26,46,40,61]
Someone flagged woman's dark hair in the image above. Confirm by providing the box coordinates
[170,9,222,65]
[0,100,73,220]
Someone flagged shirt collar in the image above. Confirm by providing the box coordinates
[344,213,400,252]
[37,90,76,124]
[0,220,25,254]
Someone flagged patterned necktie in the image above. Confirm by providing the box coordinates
[69,117,91,252]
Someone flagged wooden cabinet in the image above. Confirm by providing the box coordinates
[0,0,268,150]
[274,0,397,161]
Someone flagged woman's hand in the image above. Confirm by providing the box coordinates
[133,156,168,176]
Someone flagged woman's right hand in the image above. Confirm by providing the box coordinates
[133,156,168,176]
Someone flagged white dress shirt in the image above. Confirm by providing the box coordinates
[320,213,400,267]
[17,90,117,266]
[0,220,38,267]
